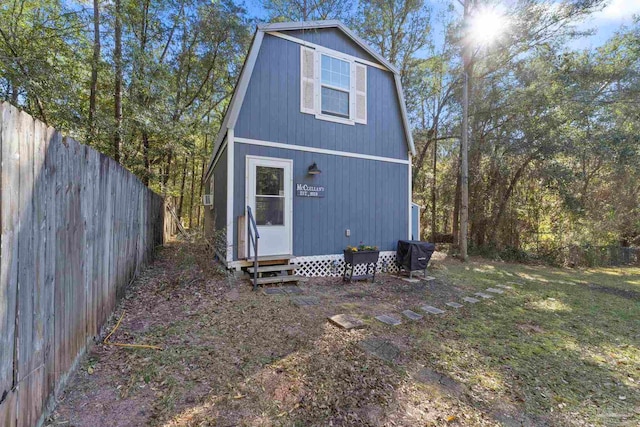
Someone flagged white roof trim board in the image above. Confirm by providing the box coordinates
[205,20,416,181]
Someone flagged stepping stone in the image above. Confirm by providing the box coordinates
[328,314,365,330]
[422,276,436,281]
[359,338,400,362]
[375,314,402,326]
[446,302,463,308]
[291,296,319,307]
[282,285,304,294]
[475,292,493,299]
[463,297,480,304]
[401,278,421,283]
[421,305,446,315]
[402,310,423,321]
[263,287,286,295]
[415,367,466,397]
[496,284,513,290]
[486,288,504,294]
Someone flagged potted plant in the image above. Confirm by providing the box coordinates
[343,243,380,282]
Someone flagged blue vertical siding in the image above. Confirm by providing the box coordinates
[282,28,379,64]
[233,144,409,260]
[235,33,409,160]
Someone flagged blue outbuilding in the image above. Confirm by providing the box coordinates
[203,21,415,277]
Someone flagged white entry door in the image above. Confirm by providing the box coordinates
[246,156,293,257]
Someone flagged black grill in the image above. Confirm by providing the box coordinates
[396,240,435,274]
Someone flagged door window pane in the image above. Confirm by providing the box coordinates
[255,196,284,226]
[256,166,284,196]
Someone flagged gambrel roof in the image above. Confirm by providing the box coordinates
[205,20,415,181]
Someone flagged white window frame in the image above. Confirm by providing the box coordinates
[314,48,358,126]
[319,54,351,119]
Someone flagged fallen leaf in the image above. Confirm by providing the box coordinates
[446,415,457,422]
[233,393,245,399]
[87,367,94,375]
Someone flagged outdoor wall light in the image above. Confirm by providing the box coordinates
[307,162,321,175]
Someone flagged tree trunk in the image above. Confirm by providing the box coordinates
[452,155,461,246]
[488,154,537,246]
[89,0,101,143]
[460,0,472,261]
[196,155,206,228]
[142,132,150,186]
[177,156,188,221]
[113,0,122,163]
[188,152,196,228]
[431,127,437,243]
[162,151,173,190]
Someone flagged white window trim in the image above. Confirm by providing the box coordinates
[315,49,357,125]
[318,54,351,120]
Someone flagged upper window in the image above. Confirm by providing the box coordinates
[300,46,367,125]
[321,54,350,118]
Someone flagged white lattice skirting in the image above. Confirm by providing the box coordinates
[293,251,399,277]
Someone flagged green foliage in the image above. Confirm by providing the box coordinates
[1,0,637,252]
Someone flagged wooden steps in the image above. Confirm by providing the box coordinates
[247,264,299,274]
[243,255,300,289]
[253,275,304,285]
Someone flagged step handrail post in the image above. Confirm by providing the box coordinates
[247,206,260,290]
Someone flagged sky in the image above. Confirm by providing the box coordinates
[571,0,640,49]
[244,0,639,51]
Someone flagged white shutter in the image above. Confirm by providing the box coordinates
[300,46,316,114]
[354,62,367,124]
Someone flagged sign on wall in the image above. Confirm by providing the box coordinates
[296,183,325,198]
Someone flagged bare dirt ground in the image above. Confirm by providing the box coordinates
[45,241,640,427]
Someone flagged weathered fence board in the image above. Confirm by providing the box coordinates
[0,99,20,427]
[0,102,165,427]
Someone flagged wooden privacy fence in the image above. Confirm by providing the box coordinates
[0,102,165,427]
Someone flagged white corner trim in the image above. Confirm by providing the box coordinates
[235,137,410,165]
[408,155,413,239]
[226,128,235,263]
[395,74,416,156]
[411,202,421,241]
[267,31,388,72]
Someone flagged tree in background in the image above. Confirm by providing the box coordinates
[263,0,354,21]
[1,0,638,259]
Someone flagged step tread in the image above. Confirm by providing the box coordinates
[247,264,300,274]
[252,275,303,285]
[244,254,294,262]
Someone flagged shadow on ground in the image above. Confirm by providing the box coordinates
[46,243,640,426]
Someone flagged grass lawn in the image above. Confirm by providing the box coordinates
[47,242,640,426]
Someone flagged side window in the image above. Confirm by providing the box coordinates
[320,54,350,118]
[300,46,367,125]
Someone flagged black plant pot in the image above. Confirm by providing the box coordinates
[343,250,380,282]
